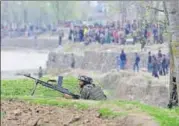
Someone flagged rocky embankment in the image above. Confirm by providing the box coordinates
[46,43,169,73]
[47,51,149,73]
[45,43,169,107]
[99,70,169,107]
[1,38,169,107]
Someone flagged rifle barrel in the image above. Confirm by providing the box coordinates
[23,74,80,99]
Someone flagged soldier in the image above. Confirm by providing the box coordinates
[64,75,107,100]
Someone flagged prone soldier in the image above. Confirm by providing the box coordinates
[64,75,107,100]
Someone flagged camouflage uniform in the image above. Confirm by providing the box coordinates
[80,84,107,100]
[79,76,107,100]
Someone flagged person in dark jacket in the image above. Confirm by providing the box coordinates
[158,50,163,58]
[148,52,152,73]
[157,50,163,75]
[152,55,159,78]
[68,29,73,40]
[153,25,158,44]
[79,27,84,42]
[162,54,167,76]
[144,26,148,40]
[133,53,140,72]
[120,50,127,70]
[58,30,64,46]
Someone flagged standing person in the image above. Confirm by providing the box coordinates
[68,28,73,41]
[58,30,64,46]
[157,49,163,75]
[144,26,148,41]
[120,50,127,70]
[79,27,84,42]
[152,56,159,78]
[162,54,167,76]
[159,24,164,44]
[73,27,77,42]
[158,49,163,58]
[38,66,43,78]
[153,24,158,44]
[132,20,137,31]
[125,20,131,35]
[147,52,152,73]
[133,53,140,72]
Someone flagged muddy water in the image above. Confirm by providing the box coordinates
[1,49,49,79]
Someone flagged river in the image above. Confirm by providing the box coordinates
[1,49,49,79]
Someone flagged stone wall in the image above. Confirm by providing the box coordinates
[46,50,150,73]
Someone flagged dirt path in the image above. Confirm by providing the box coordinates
[1,99,159,126]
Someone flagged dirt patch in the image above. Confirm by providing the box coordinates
[1,99,158,126]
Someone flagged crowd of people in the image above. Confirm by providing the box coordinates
[1,23,60,38]
[116,49,169,78]
[68,20,165,48]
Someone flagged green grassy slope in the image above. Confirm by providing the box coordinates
[1,77,179,126]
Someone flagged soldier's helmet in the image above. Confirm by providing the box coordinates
[78,75,93,84]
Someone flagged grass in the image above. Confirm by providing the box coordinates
[116,100,179,126]
[1,96,89,110]
[98,108,127,118]
[1,76,79,97]
[1,77,179,126]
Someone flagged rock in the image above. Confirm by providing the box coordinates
[84,119,90,123]
[96,113,101,118]
[13,109,21,116]
[69,115,81,124]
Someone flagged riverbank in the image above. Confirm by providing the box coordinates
[1,49,49,79]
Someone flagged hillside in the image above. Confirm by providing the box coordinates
[1,76,179,126]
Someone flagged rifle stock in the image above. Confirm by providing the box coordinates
[23,74,80,99]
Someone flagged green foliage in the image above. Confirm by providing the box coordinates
[1,76,79,97]
[2,77,179,125]
[116,100,179,126]
[98,108,127,118]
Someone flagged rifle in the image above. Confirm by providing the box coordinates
[23,74,80,99]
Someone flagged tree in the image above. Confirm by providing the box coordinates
[167,1,179,106]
